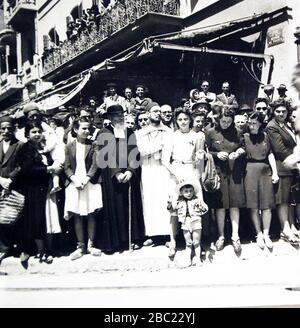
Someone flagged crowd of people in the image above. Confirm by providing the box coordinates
[0,80,300,269]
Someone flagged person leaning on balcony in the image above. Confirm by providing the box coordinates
[132,85,153,112]
[97,83,126,115]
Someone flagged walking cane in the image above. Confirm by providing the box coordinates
[128,182,132,252]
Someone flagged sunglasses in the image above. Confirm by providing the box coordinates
[256,107,267,110]
[138,118,148,122]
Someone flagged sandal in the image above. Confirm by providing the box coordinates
[263,235,273,250]
[280,232,300,245]
[232,238,242,255]
[256,234,265,250]
[143,239,154,247]
[168,247,176,260]
[215,237,225,251]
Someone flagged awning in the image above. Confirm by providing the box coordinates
[1,6,289,117]
[1,70,92,118]
[90,6,289,84]
[35,71,91,111]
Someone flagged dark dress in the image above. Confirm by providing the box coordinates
[19,141,52,245]
[244,132,276,210]
[95,126,145,252]
[205,125,246,209]
[266,118,297,204]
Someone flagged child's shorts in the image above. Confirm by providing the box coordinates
[181,217,202,233]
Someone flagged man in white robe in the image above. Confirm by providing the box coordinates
[136,104,172,246]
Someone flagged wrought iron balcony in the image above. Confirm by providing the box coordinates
[5,0,37,26]
[42,0,180,76]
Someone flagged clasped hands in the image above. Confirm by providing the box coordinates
[217,151,241,161]
[115,171,133,184]
[70,175,90,190]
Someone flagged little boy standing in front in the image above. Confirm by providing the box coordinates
[168,180,208,266]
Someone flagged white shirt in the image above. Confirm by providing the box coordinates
[2,140,10,155]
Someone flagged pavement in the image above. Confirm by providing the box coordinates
[1,239,300,308]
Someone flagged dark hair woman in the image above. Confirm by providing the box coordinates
[19,121,61,265]
[205,108,246,256]
[266,101,300,245]
[244,112,279,250]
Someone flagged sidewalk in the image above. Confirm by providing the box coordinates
[1,239,300,288]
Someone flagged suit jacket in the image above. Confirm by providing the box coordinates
[266,118,297,176]
[0,138,23,183]
[64,140,101,184]
[216,93,239,111]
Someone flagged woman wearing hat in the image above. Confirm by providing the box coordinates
[95,105,145,252]
[205,107,246,255]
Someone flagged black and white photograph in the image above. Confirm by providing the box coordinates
[1,0,300,310]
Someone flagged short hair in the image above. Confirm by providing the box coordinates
[160,104,172,112]
[174,107,193,129]
[201,80,210,86]
[215,108,235,126]
[254,98,268,107]
[71,117,92,137]
[24,120,43,138]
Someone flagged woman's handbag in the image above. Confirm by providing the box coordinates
[0,190,25,225]
[201,152,220,193]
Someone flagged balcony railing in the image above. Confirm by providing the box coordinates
[42,0,180,76]
[6,0,37,24]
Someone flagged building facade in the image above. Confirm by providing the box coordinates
[0,0,299,115]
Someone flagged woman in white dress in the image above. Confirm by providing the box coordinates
[64,117,103,260]
[162,107,206,258]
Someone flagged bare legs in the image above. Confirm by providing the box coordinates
[71,213,101,260]
[183,229,202,266]
[215,208,240,251]
[250,209,273,249]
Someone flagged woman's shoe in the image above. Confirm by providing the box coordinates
[20,252,30,269]
[168,247,176,260]
[292,229,300,238]
[280,232,300,246]
[143,239,154,247]
[232,238,242,255]
[263,235,273,250]
[256,234,265,250]
[191,256,202,267]
[70,248,84,261]
[131,243,141,250]
[215,237,225,251]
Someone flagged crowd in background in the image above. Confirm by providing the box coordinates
[0,80,300,269]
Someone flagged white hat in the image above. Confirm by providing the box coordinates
[175,179,199,195]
